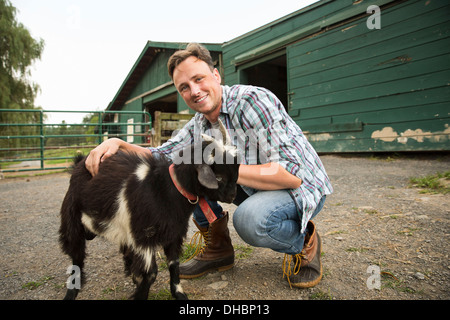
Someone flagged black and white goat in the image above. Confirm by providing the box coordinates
[59,127,239,300]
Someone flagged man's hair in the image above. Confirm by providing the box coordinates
[167,43,215,79]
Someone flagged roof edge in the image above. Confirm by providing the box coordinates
[107,41,222,111]
[223,0,329,47]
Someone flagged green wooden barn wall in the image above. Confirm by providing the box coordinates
[107,0,449,152]
[288,0,450,152]
[128,50,173,102]
[222,0,450,152]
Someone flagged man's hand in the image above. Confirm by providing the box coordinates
[85,138,123,176]
[85,138,152,176]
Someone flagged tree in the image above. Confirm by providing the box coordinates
[82,113,100,145]
[0,0,45,154]
[0,0,44,109]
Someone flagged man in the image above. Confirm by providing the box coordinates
[85,43,333,288]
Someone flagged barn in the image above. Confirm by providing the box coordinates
[105,0,450,152]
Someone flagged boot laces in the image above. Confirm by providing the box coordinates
[282,253,304,289]
[184,229,210,262]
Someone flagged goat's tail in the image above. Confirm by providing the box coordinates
[73,153,85,165]
[67,153,86,175]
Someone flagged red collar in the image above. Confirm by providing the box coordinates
[169,164,198,204]
[169,164,217,223]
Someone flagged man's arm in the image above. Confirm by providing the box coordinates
[85,138,151,176]
[237,163,302,190]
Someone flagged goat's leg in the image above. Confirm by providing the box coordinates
[62,235,86,300]
[64,257,84,300]
[164,242,188,300]
[120,245,133,276]
[59,199,87,300]
[129,251,157,300]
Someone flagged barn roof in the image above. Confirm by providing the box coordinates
[107,41,222,111]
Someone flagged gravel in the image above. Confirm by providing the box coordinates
[1,153,449,300]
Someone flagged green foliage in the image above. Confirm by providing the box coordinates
[0,0,45,154]
[0,0,44,109]
[409,171,450,194]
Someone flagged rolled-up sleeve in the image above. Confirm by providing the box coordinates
[225,84,333,233]
[267,121,303,177]
[237,88,303,178]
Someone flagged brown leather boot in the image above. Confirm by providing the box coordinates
[282,221,322,288]
[180,212,234,279]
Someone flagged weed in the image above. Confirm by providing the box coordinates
[331,202,344,206]
[22,276,54,290]
[147,288,173,300]
[381,272,416,294]
[234,244,254,259]
[310,288,333,300]
[397,227,420,236]
[409,171,450,194]
[369,153,401,162]
[181,242,198,262]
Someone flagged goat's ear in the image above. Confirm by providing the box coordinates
[196,164,219,189]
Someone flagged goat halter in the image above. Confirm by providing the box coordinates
[168,164,217,224]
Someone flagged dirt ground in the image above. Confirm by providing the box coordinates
[0,153,449,301]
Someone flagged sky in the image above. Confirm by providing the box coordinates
[11,0,318,124]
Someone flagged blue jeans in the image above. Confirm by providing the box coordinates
[194,187,326,255]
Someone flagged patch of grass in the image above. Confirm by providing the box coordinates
[396,227,420,236]
[157,243,199,271]
[180,242,199,263]
[310,288,333,300]
[22,281,42,290]
[364,208,379,215]
[101,284,128,300]
[147,288,173,300]
[331,202,344,206]
[381,272,416,294]
[234,244,254,259]
[22,276,54,290]
[409,171,450,194]
[102,286,118,295]
[369,153,401,162]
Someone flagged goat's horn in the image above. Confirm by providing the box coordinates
[217,118,231,146]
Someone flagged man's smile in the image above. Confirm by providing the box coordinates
[195,94,208,103]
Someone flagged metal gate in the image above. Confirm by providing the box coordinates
[0,109,151,174]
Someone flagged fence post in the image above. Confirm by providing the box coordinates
[97,111,102,144]
[153,111,161,147]
[39,110,44,170]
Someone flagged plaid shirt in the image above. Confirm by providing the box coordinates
[150,85,333,232]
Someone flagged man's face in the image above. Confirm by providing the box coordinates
[173,56,222,121]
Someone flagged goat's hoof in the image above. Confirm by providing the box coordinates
[131,294,149,300]
[175,293,189,300]
[63,289,79,300]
